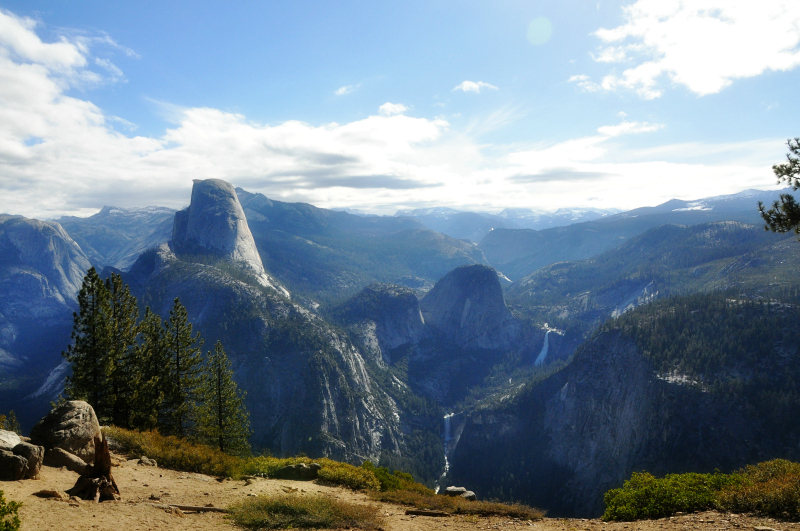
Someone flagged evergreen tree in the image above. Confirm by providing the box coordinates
[197,341,251,455]
[162,298,203,437]
[63,267,113,421]
[129,308,170,430]
[760,137,800,234]
[105,273,139,428]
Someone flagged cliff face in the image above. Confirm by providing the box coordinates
[420,265,520,351]
[337,284,425,366]
[0,215,91,429]
[450,330,800,517]
[171,179,288,297]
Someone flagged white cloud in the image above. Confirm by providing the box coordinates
[597,120,663,137]
[568,74,602,92]
[0,6,784,219]
[334,84,359,96]
[378,102,408,116]
[452,80,498,93]
[591,0,800,98]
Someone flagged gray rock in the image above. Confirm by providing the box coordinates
[43,447,88,474]
[444,486,467,496]
[273,462,322,480]
[420,264,521,350]
[138,456,157,467]
[0,430,21,450]
[30,400,101,462]
[461,490,477,501]
[0,449,26,481]
[13,442,44,479]
[171,179,289,298]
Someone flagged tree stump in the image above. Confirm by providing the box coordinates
[66,436,120,502]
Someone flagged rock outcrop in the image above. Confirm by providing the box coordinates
[0,441,44,480]
[420,265,520,351]
[337,284,425,366]
[30,401,101,463]
[171,179,288,297]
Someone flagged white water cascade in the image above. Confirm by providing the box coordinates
[435,413,456,493]
[534,330,551,366]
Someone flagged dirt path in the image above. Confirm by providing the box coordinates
[2,459,800,531]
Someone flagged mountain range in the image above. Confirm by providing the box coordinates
[1,181,798,516]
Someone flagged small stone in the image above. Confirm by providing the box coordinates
[167,506,184,518]
[138,456,157,467]
[33,489,68,499]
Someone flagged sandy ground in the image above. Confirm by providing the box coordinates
[2,458,800,531]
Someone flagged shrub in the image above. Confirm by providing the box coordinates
[229,493,384,530]
[0,491,21,531]
[370,489,544,519]
[362,461,433,494]
[602,471,743,521]
[718,459,800,520]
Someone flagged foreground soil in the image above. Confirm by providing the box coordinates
[2,458,800,531]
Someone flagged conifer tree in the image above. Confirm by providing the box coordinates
[105,273,139,428]
[197,341,251,455]
[129,308,170,430]
[162,298,203,437]
[63,267,113,421]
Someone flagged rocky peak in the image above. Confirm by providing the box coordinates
[171,179,288,297]
[420,264,519,350]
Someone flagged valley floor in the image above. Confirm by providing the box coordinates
[1,461,796,531]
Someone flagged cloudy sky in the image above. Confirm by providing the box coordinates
[1,1,799,219]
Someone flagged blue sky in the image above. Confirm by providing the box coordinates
[1,1,799,218]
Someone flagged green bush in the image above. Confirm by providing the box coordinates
[361,461,433,494]
[229,493,384,530]
[602,471,743,521]
[0,491,21,531]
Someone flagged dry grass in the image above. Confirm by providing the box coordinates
[718,459,800,520]
[229,493,385,530]
[370,489,544,520]
[104,426,240,477]
[105,427,379,490]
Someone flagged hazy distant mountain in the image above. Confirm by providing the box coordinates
[479,188,786,281]
[236,189,488,304]
[57,206,175,271]
[394,206,619,243]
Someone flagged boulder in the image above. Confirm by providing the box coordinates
[30,401,101,462]
[0,430,21,450]
[14,442,44,479]
[43,448,88,474]
[137,456,157,467]
[0,449,26,480]
[443,486,476,500]
[273,462,322,481]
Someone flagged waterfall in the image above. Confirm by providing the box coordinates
[436,413,455,493]
[534,330,551,366]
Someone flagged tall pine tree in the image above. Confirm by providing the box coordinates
[128,307,170,431]
[106,273,139,428]
[162,298,203,437]
[63,267,113,421]
[197,341,251,455]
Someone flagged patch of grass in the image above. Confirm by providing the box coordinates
[229,493,384,530]
[718,459,800,520]
[239,456,380,491]
[105,427,241,477]
[0,490,21,531]
[370,490,544,520]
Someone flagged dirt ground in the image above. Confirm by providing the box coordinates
[2,458,800,531]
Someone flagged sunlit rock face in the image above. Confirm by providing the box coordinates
[419,264,520,350]
[171,179,289,298]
